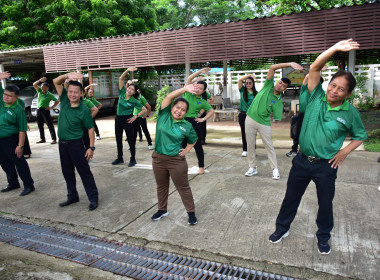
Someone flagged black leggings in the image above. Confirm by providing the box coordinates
[115,115,136,160]
[182,117,204,168]
[134,117,152,145]
[238,112,247,151]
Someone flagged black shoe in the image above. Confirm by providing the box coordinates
[269,230,289,243]
[151,210,169,221]
[89,201,98,211]
[317,241,331,255]
[188,212,198,225]
[1,184,21,192]
[20,186,35,196]
[36,139,46,144]
[59,198,79,207]
[112,158,124,165]
[139,138,143,142]
[128,159,136,167]
[286,150,297,157]
[201,140,206,145]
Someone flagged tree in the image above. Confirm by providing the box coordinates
[0,0,157,50]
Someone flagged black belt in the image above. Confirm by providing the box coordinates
[299,151,329,163]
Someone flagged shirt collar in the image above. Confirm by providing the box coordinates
[322,94,349,111]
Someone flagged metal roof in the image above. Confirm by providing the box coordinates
[1,2,379,73]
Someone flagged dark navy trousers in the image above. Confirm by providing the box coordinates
[59,139,98,203]
[275,153,337,242]
[37,108,56,141]
[0,133,34,188]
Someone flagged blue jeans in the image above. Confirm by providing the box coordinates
[275,153,337,242]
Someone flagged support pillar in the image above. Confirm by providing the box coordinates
[0,64,6,88]
[185,63,191,83]
[223,60,227,98]
[348,50,356,74]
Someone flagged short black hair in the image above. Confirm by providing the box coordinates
[320,76,324,84]
[173,97,189,112]
[281,77,291,86]
[68,80,83,91]
[41,82,49,87]
[5,84,20,96]
[330,70,356,93]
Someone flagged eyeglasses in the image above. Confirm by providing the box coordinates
[3,93,17,98]
[246,82,253,85]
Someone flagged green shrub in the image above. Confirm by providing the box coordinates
[151,85,170,121]
[364,129,380,152]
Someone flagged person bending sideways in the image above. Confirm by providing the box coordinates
[269,39,367,255]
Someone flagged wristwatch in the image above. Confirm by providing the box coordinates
[89,146,96,151]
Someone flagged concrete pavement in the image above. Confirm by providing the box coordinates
[0,116,378,279]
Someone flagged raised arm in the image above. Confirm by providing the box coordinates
[267,62,303,80]
[309,39,359,93]
[119,67,137,90]
[161,84,199,110]
[53,72,84,96]
[238,74,256,90]
[84,83,97,93]
[33,77,47,90]
[185,68,211,85]
[0,71,11,80]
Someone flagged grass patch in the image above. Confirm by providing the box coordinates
[364,129,380,152]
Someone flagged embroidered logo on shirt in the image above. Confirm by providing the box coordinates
[179,126,186,132]
[336,117,346,125]
[197,101,202,105]
[7,110,13,116]
[271,100,276,104]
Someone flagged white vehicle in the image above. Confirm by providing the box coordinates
[31,93,60,119]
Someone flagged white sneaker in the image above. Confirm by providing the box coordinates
[272,168,280,180]
[241,151,248,157]
[245,167,258,177]
[148,145,154,150]
[96,135,101,140]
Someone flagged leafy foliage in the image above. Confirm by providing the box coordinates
[0,0,157,49]
[151,85,170,120]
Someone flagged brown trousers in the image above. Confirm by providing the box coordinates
[152,152,195,213]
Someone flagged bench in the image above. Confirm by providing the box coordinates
[213,97,238,122]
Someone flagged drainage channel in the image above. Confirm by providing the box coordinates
[0,216,297,280]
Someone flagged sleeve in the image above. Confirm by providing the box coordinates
[83,108,94,129]
[119,87,126,98]
[91,98,101,106]
[18,98,25,109]
[132,98,143,109]
[262,78,274,94]
[49,93,58,102]
[298,84,310,113]
[349,108,368,141]
[206,92,211,99]
[140,96,147,105]
[17,107,28,132]
[186,124,198,144]
[272,100,283,121]
[0,86,4,96]
[202,100,212,112]
[60,88,68,102]
[84,99,95,109]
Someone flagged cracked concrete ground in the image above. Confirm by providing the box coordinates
[0,116,378,280]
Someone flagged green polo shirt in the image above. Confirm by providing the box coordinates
[57,88,94,141]
[183,92,212,118]
[239,86,255,112]
[155,105,198,156]
[246,78,283,126]
[0,87,27,139]
[299,83,367,159]
[18,98,25,109]
[37,88,57,108]
[133,94,148,117]
[117,87,143,116]
[298,84,309,113]
[87,97,100,107]
[83,98,95,109]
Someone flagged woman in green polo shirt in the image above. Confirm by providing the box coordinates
[183,68,215,175]
[113,68,147,167]
[151,83,200,225]
[238,74,257,157]
[85,84,102,140]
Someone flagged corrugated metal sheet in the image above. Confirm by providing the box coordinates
[43,3,380,73]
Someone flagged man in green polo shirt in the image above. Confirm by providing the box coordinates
[269,39,367,255]
[244,62,303,179]
[0,71,35,196]
[53,72,99,211]
[33,77,59,144]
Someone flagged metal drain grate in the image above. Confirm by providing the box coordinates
[0,216,297,280]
